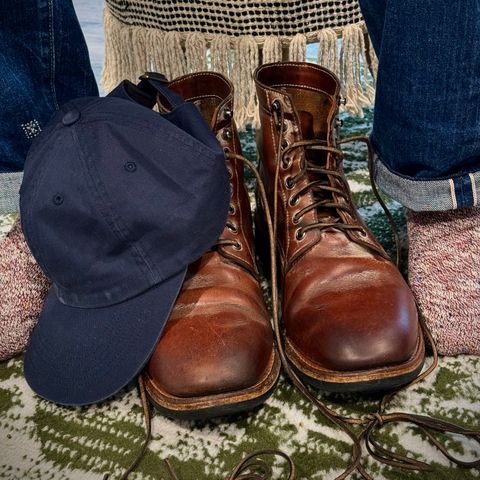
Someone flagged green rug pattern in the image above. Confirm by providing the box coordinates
[1,111,479,479]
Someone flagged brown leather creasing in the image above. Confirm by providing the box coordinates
[112,148,479,480]
[109,66,479,479]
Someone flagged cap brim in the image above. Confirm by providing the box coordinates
[24,268,186,406]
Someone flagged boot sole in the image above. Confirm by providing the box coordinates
[285,335,425,393]
[254,205,426,393]
[142,348,281,420]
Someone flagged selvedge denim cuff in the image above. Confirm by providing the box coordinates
[373,154,480,212]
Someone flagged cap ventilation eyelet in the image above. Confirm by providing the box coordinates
[124,162,137,172]
[52,194,64,205]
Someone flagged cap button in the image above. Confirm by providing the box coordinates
[62,109,80,126]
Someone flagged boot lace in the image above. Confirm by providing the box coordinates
[106,118,479,479]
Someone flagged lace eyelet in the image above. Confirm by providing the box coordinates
[292,213,301,225]
[228,204,236,215]
[272,100,282,113]
[285,177,294,190]
[359,230,368,238]
[276,119,288,132]
[289,195,299,207]
[295,228,306,241]
[281,139,289,149]
[227,224,238,234]
[222,108,233,120]
[222,128,233,140]
[281,156,292,169]
[233,241,242,250]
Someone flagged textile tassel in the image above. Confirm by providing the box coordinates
[163,31,187,79]
[289,33,307,62]
[185,32,208,72]
[340,23,371,117]
[262,37,282,64]
[317,28,340,76]
[102,7,130,93]
[147,28,167,76]
[101,7,118,93]
[232,35,259,127]
[131,27,149,78]
[102,5,378,128]
[210,34,231,76]
[119,22,137,83]
[358,28,376,103]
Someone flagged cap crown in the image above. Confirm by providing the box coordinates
[20,81,229,308]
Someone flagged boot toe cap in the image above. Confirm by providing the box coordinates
[285,263,420,372]
[148,312,273,398]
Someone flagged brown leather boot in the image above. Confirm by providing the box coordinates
[254,62,424,392]
[143,72,280,418]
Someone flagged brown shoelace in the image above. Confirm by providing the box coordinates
[107,122,479,478]
[269,102,480,478]
[104,153,297,480]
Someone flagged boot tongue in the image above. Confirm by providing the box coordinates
[297,110,316,139]
[288,90,339,224]
[282,86,335,140]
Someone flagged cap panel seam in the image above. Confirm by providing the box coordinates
[77,107,220,159]
[72,127,160,284]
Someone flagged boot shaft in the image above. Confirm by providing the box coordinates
[254,62,381,266]
[167,72,257,274]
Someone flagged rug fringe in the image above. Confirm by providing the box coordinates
[102,7,377,128]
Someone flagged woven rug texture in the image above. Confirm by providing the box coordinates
[0,112,479,480]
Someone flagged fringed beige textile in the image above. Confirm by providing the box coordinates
[102,0,378,127]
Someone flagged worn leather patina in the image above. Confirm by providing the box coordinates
[254,62,424,391]
[145,72,280,417]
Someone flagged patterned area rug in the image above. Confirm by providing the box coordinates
[1,112,479,480]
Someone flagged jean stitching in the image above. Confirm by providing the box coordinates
[48,0,59,110]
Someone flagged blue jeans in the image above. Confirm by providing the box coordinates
[0,0,98,173]
[359,0,480,211]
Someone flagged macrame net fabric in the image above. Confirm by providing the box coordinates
[102,0,378,127]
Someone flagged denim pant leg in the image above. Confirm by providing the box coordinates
[359,0,480,211]
[0,0,98,174]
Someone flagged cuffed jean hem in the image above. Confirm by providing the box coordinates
[373,154,480,212]
[0,171,22,215]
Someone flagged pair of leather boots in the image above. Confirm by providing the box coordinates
[143,62,425,419]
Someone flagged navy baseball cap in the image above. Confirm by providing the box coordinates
[20,74,230,406]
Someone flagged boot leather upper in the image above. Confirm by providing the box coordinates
[147,73,274,397]
[254,62,419,372]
